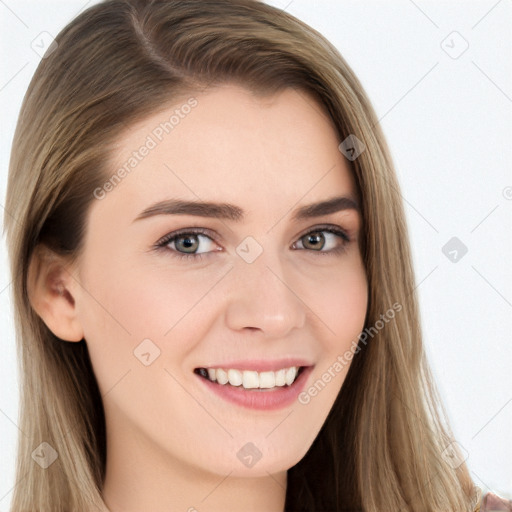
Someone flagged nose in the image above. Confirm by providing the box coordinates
[222,246,307,338]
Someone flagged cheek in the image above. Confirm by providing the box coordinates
[292,265,367,435]
[301,259,367,401]
[312,257,368,348]
[75,256,220,391]
[106,258,225,335]
[78,253,201,337]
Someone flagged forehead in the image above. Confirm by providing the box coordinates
[101,84,357,223]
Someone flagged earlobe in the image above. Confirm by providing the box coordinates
[27,245,84,342]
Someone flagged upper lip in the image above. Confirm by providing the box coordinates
[196,358,314,372]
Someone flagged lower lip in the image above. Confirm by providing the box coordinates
[195,366,314,411]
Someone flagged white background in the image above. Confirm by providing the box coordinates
[1,0,511,508]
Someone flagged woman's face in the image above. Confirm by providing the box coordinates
[72,84,368,481]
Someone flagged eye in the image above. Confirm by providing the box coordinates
[154,225,351,261]
[293,226,350,256]
[155,227,220,261]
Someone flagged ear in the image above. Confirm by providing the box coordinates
[27,244,84,342]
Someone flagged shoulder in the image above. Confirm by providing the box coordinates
[476,491,512,511]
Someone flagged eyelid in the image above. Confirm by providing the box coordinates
[153,223,352,260]
[154,226,220,250]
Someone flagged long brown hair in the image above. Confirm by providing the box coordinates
[4,0,479,510]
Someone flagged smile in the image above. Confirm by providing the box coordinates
[194,365,314,411]
[194,366,305,389]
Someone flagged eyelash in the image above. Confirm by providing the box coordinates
[154,225,351,262]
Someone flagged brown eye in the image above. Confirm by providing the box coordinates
[301,231,326,251]
[293,226,350,256]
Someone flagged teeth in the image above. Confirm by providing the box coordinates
[275,369,286,386]
[285,367,297,386]
[227,369,243,386]
[242,370,259,389]
[200,366,301,389]
[216,368,228,385]
[258,371,275,388]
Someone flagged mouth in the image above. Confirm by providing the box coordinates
[193,363,314,411]
[194,365,308,391]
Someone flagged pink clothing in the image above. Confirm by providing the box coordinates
[479,491,512,511]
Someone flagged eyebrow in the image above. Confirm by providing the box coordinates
[133,195,359,223]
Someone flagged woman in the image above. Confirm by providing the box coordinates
[4,0,508,510]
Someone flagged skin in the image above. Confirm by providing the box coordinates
[29,84,368,512]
